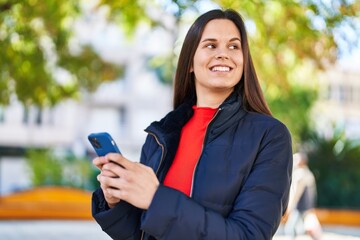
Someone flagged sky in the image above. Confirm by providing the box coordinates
[339,45,360,70]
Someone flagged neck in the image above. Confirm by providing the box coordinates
[196,90,233,108]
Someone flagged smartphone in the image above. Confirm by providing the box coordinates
[88,132,121,156]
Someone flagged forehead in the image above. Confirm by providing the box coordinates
[200,19,241,40]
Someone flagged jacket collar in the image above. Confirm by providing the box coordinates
[145,91,247,145]
[206,92,247,143]
[144,92,247,182]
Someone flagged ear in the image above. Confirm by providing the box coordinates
[190,65,194,73]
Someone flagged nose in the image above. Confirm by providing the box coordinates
[215,48,229,60]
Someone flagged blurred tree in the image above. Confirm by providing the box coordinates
[26,149,63,186]
[1,0,359,144]
[104,0,360,144]
[306,130,360,209]
[0,0,123,107]
[214,0,360,144]
[26,148,98,190]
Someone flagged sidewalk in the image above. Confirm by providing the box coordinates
[0,220,111,240]
[0,220,359,239]
[274,224,360,240]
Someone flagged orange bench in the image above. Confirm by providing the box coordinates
[0,186,92,220]
[1,187,360,225]
[315,208,360,226]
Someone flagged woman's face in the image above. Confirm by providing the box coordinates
[192,19,244,100]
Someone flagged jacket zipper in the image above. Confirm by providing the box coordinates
[190,107,222,197]
[146,131,166,175]
[140,131,166,240]
[142,106,220,237]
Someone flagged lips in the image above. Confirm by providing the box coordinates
[210,65,232,72]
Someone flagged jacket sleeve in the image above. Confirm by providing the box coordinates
[140,122,293,240]
[91,134,159,240]
[92,132,165,240]
[92,188,142,240]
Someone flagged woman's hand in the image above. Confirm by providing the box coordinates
[93,155,121,208]
[95,153,159,210]
[93,155,118,178]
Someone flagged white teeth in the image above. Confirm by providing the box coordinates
[211,66,230,72]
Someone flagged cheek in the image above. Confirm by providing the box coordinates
[234,56,244,78]
[193,51,209,68]
[234,53,244,66]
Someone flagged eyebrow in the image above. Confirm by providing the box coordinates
[201,37,241,43]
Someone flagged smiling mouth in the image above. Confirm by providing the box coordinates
[210,66,232,72]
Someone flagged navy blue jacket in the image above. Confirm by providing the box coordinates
[92,93,293,240]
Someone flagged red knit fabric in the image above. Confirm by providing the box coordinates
[163,106,217,196]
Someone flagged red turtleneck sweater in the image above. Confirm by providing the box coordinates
[163,106,217,196]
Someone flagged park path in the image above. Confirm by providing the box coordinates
[0,220,359,240]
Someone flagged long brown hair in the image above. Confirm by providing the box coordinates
[173,9,272,116]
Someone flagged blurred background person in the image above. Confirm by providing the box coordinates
[284,152,322,240]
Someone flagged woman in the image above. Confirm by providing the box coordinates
[92,9,292,240]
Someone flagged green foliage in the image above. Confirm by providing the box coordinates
[97,0,152,36]
[0,1,123,107]
[26,148,99,190]
[306,131,360,209]
[267,84,318,144]
[213,0,359,144]
[146,0,359,144]
[1,0,359,144]
[26,149,63,186]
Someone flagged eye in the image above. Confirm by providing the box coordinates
[229,44,240,50]
[206,44,216,49]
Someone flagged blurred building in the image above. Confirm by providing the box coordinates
[0,72,172,195]
[314,62,360,139]
[0,76,172,195]
[0,14,174,194]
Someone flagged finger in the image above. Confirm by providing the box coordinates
[97,173,117,188]
[93,156,110,170]
[99,175,123,190]
[102,186,121,206]
[103,162,128,178]
[102,169,118,178]
[106,153,134,170]
[106,187,124,200]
